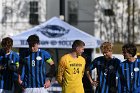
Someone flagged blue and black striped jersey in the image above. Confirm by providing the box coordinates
[88,56,121,93]
[0,50,19,90]
[20,49,52,88]
[118,58,140,93]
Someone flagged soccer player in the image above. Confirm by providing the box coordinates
[57,40,86,93]
[86,42,121,93]
[118,43,140,92]
[18,34,55,93]
[0,37,19,93]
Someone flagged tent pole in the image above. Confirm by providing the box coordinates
[55,48,59,66]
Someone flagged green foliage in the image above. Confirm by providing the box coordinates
[12,48,19,53]
[113,43,123,54]
[113,43,140,54]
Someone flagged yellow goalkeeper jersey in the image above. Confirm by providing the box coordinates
[57,54,86,93]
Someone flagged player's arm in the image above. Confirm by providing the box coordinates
[86,60,99,86]
[82,67,85,77]
[82,60,86,76]
[46,58,55,80]
[44,57,55,88]
[9,55,19,72]
[45,51,56,80]
[15,54,20,69]
[17,64,24,84]
[57,58,66,86]
[86,67,94,84]
[0,56,4,72]
[17,57,25,89]
[15,62,19,68]
[86,67,98,87]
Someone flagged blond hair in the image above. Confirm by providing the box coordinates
[100,42,112,52]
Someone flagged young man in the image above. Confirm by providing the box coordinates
[118,43,140,92]
[0,37,19,93]
[18,34,55,93]
[86,42,121,93]
[57,40,86,93]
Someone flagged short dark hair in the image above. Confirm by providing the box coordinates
[1,37,13,48]
[27,34,39,46]
[72,40,85,50]
[122,43,137,57]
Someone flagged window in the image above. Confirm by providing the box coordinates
[29,1,39,25]
[103,9,114,16]
[68,1,78,25]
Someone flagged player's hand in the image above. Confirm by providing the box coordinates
[91,80,99,87]
[0,65,5,70]
[18,78,23,85]
[17,78,25,90]
[44,80,51,88]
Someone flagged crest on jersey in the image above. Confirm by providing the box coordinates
[134,67,139,72]
[36,56,42,60]
[109,65,114,70]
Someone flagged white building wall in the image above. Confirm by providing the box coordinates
[77,0,96,36]
[0,0,140,44]
[0,0,52,39]
[46,0,60,20]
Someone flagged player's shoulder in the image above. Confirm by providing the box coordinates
[112,56,121,62]
[91,56,104,64]
[39,49,50,54]
[121,60,128,64]
[61,54,69,59]
[38,49,45,53]
[59,54,70,64]
[78,55,85,59]
[136,58,140,63]
[94,56,104,61]
[11,51,19,56]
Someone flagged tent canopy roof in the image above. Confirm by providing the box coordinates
[11,17,101,48]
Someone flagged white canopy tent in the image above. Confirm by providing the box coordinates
[11,17,101,49]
